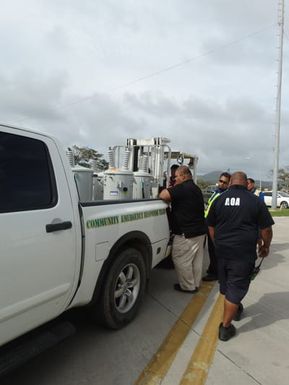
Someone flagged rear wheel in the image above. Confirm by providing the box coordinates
[100,248,146,329]
[280,201,288,209]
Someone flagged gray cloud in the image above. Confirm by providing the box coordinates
[0,0,288,181]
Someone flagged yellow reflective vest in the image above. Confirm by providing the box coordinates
[204,191,221,218]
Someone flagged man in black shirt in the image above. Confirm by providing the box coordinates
[159,166,207,293]
[207,171,274,341]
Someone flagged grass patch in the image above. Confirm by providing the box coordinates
[269,208,289,217]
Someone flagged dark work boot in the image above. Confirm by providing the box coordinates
[202,274,217,282]
[218,323,236,341]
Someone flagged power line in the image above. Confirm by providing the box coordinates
[13,23,275,125]
[60,24,276,107]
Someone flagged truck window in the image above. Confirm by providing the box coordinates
[0,132,57,213]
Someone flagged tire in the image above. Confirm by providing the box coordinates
[100,248,146,329]
[280,201,288,209]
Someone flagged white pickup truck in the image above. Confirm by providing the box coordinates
[0,124,170,350]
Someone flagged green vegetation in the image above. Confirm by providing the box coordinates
[269,209,289,217]
[72,145,108,170]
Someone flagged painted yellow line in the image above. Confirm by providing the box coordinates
[134,282,215,385]
[179,294,223,385]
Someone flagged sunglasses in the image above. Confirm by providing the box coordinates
[219,179,228,184]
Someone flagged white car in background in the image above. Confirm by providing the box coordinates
[263,191,289,209]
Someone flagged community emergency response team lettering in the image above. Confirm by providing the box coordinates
[86,208,166,229]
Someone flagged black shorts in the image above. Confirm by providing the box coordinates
[218,258,255,304]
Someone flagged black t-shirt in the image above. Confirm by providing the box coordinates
[168,179,207,238]
[207,185,274,260]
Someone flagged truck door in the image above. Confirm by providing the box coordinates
[0,128,79,346]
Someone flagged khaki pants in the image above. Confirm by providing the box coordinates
[172,234,205,291]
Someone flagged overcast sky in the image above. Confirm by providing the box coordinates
[1,0,288,179]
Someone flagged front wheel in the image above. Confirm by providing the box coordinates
[280,201,288,209]
[100,248,146,329]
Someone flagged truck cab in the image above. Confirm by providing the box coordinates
[0,126,83,347]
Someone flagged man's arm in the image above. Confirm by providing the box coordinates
[159,188,171,203]
[259,226,273,257]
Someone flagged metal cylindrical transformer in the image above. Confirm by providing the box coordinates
[72,166,93,201]
[93,172,104,200]
[133,171,152,199]
[103,169,134,200]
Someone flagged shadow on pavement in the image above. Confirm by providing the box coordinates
[270,242,289,253]
[237,291,289,333]
[261,250,287,270]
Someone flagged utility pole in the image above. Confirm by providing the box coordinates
[272,0,284,209]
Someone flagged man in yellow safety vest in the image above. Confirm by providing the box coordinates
[203,172,231,281]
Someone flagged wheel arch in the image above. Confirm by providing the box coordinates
[280,200,289,208]
[92,231,152,303]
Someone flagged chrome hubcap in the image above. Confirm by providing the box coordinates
[114,263,140,313]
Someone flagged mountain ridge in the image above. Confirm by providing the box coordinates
[198,170,272,189]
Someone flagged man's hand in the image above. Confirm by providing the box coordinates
[159,188,171,203]
[257,238,263,248]
[258,245,270,258]
[259,226,272,258]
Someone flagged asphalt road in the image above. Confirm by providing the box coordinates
[3,217,287,385]
[1,262,196,385]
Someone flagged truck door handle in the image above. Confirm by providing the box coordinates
[46,221,72,233]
